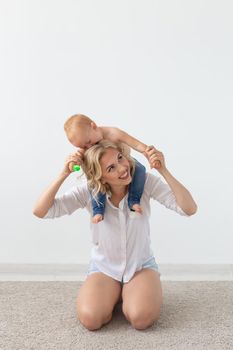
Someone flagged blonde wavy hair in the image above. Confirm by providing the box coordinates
[82,140,135,200]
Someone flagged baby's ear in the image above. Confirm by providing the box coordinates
[91,121,97,130]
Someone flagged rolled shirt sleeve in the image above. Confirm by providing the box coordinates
[44,182,90,219]
[145,173,188,216]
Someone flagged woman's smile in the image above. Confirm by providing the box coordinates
[119,169,130,180]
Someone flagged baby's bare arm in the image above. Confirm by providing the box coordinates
[104,127,147,153]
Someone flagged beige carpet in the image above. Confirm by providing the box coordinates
[0,281,232,350]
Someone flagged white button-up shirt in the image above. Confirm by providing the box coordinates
[44,173,187,282]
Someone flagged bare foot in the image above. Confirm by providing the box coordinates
[92,214,104,224]
[131,204,143,214]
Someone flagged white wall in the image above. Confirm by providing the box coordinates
[0,0,232,264]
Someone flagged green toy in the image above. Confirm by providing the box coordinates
[72,164,80,172]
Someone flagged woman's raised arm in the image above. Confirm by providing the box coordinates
[144,146,197,216]
[33,152,80,218]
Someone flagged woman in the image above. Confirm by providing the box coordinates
[33,141,197,331]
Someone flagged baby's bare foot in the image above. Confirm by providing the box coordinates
[131,204,143,214]
[92,214,103,224]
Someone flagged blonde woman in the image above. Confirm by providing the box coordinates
[33,141,197,331]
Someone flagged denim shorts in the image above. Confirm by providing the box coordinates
[87,256,160,280]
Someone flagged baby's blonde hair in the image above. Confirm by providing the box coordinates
[64,114,92,137]
[82,140,135,200]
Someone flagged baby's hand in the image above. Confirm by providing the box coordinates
[144,145,163,170]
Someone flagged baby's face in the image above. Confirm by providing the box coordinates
[69,125,102,149]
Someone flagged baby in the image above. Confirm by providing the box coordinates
[64,114,160,223]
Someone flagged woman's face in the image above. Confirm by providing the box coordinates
[100,148,132,189]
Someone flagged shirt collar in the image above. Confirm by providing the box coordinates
[106,193,128,210]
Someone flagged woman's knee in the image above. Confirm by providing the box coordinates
[123,306,160,330]
[77,305,112,331]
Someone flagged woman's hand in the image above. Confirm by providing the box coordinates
[144,146,165,171]
[63,149,85,174]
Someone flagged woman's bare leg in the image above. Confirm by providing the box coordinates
[122,269,162,330]
[76,272,122,331]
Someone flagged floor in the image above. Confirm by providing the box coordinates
[1,280,233,350]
